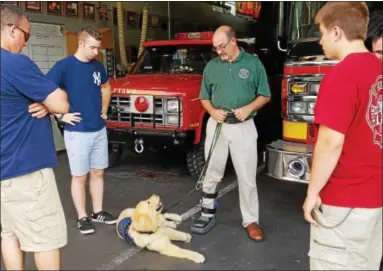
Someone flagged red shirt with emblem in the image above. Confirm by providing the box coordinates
[314,52,382,208]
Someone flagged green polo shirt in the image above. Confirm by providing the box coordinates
[199,50,271,116]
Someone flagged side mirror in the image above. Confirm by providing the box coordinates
[277,1,287,52]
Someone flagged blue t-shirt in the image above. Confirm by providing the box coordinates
[46,56,109,132]
[1,48,59,181]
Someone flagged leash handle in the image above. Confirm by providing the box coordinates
[195,122,222,191]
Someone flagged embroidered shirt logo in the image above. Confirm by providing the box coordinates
[93,71,101,86]
[238,68,250,79]
[366,75,382,148]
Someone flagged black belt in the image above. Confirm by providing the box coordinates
[224,118,243,124]
[223,113,250,124]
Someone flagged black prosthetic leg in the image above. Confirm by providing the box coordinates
[191,191,218,234]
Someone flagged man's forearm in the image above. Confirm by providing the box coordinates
[43,88,69,114]
[247,95,270,112]
[101,85,112,114]
[307,127,344,197]
[201,99,216,114]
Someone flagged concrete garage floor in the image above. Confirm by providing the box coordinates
[0,148,322,270]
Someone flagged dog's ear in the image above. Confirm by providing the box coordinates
[132,214,158,232]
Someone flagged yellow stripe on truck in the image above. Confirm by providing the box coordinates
[283,120,307,140]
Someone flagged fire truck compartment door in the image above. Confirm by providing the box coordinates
[283,121,307,140]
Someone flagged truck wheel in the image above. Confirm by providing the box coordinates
[108,144,123,168]
[186,139,205,179]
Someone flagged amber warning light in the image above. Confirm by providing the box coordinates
[175,32,213,40]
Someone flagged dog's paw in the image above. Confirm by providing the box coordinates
[171,214,182,223]
[165,221,177,229]
[192,253,205,264]
[174,215,182,224]
[184,233,192,243]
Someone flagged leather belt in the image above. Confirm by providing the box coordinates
[224,118,243,124]
[223,112,249,124]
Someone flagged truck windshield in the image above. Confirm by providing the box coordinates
[288,1,326,42]
[133,45,217,75]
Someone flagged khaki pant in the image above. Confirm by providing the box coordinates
[1,168,67,252]
[309,204,382,270]
[202,117,259,227]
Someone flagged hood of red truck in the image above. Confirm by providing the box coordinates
[110,74,202,96]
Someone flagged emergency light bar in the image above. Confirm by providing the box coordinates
[175,32,213,40]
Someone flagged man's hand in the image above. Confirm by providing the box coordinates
[232,105,253,122]
[101,113,108,120]
[61,113,82,126]
[211,109,228,123]
[29,103,49,119]
[303,194,322,226]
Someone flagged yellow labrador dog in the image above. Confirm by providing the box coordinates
[116,194,205,263]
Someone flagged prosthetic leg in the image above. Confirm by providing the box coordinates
[191,191,218,234]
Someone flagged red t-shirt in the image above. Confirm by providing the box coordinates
[314,52,382,208]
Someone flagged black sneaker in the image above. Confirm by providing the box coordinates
[77,217,95,235]
[91,211,117,225]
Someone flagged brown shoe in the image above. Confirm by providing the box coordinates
[246,223,264,242]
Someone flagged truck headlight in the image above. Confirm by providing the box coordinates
[289,102,307,114]
[166,115,181,125]
[308,102,316,115]
[309,83,320,94]
[167,99,182,113]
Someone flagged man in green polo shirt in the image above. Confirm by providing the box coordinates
[191,25,271,241]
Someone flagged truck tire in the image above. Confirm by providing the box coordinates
[108,144,123,168]
[186,139,205,179]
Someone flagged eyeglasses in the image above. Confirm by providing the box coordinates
[212,39,231,52]
[7,23,30,42]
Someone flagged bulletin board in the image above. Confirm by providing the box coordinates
[22,22,67,74]
[22,22,67,151]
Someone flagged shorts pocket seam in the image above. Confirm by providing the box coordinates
[309,237,349,266]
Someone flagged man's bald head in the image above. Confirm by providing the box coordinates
[213,25,236,40]
[212,25,239,62]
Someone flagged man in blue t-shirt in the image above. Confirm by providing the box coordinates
[0,5,69,270]
[46,26,114,235]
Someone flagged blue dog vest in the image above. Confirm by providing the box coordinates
[117,217,135,244]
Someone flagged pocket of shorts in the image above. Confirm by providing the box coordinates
[25,205,65,241]
[309,209,349,266]
[309,238,349,266]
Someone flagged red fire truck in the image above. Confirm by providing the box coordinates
[106,32,256,178]
[265,1,383,184]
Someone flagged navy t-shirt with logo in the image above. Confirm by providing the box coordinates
[46,56,109,132]
[1,48,59,181]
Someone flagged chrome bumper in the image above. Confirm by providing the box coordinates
[265,140,312,184]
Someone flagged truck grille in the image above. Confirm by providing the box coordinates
[108,96,182,127]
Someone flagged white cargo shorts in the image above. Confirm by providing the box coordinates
[64,127,109,176]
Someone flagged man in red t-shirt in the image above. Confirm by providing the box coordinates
[302,2,382,270]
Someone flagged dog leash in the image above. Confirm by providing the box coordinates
[162,122,222,213]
